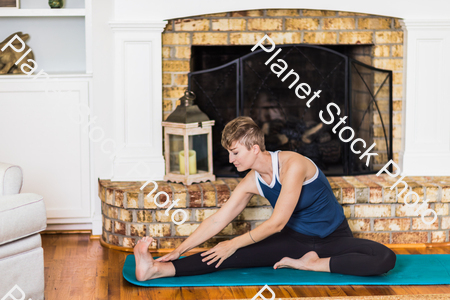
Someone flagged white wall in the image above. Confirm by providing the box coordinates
[91,0,115,180]
[113,0,450,20]
[0,17,86,73]
[89,0,115,234]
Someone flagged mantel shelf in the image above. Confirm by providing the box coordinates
[0,8,86,17]
[0,73,93,80]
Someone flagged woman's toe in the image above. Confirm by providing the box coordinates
[274,257,294,269]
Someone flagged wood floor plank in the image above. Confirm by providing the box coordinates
[181,286,212,300]
[206,286,236,299]
[275,285,298,298]
[232,286,262,299]
[146,286,183,299]
[340,285,373,297]
[107,250,122,299]
[42,234,450,299]
[325,286,348,297]
[95,276,109,300]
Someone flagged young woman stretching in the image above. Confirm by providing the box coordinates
[133,116,396,281]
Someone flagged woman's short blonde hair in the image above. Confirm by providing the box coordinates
[221,116,266,152]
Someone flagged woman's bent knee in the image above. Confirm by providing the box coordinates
[373,248,396,275]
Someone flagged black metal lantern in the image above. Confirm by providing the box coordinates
[162,91,215,185]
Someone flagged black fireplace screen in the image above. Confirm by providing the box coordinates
[188,45,392,177]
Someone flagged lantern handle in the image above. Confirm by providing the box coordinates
[184,90,196,100]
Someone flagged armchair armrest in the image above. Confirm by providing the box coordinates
[0,162,23,196]
[0,193,46,245]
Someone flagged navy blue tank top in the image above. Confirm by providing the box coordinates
[255,151,345,238]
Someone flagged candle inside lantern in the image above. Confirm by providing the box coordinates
[179,150,197,174]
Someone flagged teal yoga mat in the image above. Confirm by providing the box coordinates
[123,254,450,287]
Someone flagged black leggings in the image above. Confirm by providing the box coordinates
[172,219,396,277]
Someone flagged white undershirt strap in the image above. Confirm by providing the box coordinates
[303,156,319,185]
[254,151,318,196]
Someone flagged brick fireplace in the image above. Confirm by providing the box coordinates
[161,9,404,166]
[101,8,450,250]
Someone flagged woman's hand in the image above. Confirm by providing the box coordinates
[155,250,181,262]
[200,240,237,268]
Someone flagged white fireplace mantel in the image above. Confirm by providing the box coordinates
[109,20,167,181]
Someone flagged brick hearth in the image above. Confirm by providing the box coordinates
[99,175,450,250]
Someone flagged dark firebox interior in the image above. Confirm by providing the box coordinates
[188,45,392,177]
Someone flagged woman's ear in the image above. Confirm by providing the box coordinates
[252,144,260,154]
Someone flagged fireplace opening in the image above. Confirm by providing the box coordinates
[188,45,393,177]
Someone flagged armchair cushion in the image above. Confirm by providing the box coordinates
[0,193,46,246]
[0,234,41,260]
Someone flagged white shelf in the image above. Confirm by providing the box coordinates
[0,73,93,79]
[0,9,86,17]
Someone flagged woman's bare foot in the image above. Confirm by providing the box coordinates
[134,237,158,281]
[133,237,177,281]
[273,251,330,272]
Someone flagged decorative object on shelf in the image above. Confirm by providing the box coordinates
[162,90,216,185]
[0,0,19,9]
[0,32,34,75]
[48,0,63,8]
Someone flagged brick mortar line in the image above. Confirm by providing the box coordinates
[162,72,190,75]
[162,58,190,61]
[102,189,449,212]
[166,28,403,32]
[104,214,450,224]
[122,192,128,209]
[169,15,400,21]
[108,226,259,239]
[352,229,439,233]
[103,208,274,221]
[105,227,449,240]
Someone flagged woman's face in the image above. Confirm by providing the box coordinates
[227,141,256,172]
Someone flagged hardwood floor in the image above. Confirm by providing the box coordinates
[42,234,450,299]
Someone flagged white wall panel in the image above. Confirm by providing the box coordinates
[413,40,442,145]
[124,42,152,147]
[109,22,166,181]
[401,20,450,175]
[0,79,91,219]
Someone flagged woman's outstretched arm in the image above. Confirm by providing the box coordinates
[201,156,306,268]
[156,173,255,262]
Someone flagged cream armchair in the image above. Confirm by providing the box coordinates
[0,163,46,300]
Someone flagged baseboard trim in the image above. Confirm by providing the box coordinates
[43,229,92,235]
[45,223,92,231]
[42,229,101,241]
